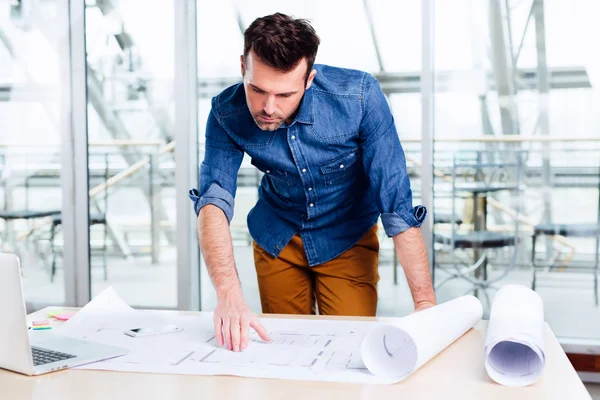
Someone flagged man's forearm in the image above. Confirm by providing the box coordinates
[198,204,242,299]
[393,227,436,308]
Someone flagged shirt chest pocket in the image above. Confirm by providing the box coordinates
[320,149,360,187]
[251,159,292,186]
[309,95,362,143]
[223,119,276,149]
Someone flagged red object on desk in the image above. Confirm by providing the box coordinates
[49,312,76,321]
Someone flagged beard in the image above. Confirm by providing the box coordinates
[251,111,286,131]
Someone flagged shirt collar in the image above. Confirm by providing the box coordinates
[291,87,314,125]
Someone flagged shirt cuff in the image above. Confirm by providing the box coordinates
[188,184,235,223]
[381,205,427,237]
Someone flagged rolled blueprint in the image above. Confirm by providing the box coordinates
[484,284,545,387]
[361,295,483,383]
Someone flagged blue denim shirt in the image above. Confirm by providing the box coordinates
[189,64,426,266]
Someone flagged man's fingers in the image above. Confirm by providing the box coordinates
[213,316,224,347]
[240,316,250,351]
[223,316,232,350]
[230,316,241,352]
[250,317,271,342]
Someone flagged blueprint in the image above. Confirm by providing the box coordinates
[58,307,388,383]
[484,285,545,387]
[361,294,483,382]
[56,287,482,384]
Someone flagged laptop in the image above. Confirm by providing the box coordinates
[0,253,127,376]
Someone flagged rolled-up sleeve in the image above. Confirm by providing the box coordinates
[359,75,427,237]
[188,102,244,223]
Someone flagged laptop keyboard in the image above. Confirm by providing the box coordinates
[31,346,76,366]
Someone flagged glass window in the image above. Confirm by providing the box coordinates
[84,0,177,308]
[431,0,600,345]
[0,1,66,307]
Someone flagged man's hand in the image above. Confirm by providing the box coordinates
[199,205,270,352]
[414,300,436,312]
[213,291,271,352]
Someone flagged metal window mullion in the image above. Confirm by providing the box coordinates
[61,0,90,306]
[175,0,199,311]
[421,0,435,271]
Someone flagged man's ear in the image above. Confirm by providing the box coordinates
[305,69,317,90]
[240,55,245,76]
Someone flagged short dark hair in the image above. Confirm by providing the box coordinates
[243,13,320,80]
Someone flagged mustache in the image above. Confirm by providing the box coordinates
[257,111,282,119]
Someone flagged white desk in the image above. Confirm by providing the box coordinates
[0,307,591,400]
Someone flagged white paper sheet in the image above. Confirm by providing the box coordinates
[484,284,545,387]
[73,286,134,313]
[56,289,482,384]
[61,311,391,383]
[361,295,483,383]
[57,286,137,338]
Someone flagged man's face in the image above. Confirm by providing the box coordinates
[241,51,316,131]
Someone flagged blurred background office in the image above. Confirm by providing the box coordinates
[1,0,599,389]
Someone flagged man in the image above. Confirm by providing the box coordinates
[189,13,436,353]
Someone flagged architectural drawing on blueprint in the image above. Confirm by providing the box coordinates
[56,289,396,383]
[196,328,369,372]
[63,313,389,382]
[57,288,484,384]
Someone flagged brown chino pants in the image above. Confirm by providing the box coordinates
[252,225,380,316]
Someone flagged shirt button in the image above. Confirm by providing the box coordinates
[310,203,314,207]
[266,170,271,174]
[340,164,344,169]
[291,135,296,140]
[302,168,307,173]
[308,187,313,191]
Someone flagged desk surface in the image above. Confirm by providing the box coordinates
[0,307,591,400]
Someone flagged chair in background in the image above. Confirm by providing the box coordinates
[0,210,62,265]
[434,212,463,226]
[49,212,108,282]
[0,210,62,240]
[434,150,526,307]
[531,166,600,305]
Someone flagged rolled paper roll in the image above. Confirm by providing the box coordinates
[484,284,545,387]
[361,295,483,383]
